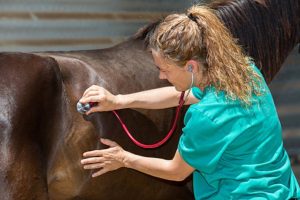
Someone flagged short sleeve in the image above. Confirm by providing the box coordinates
[178,108,230,174]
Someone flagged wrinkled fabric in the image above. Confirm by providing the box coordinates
[178,64,300,200]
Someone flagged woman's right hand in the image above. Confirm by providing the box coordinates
[79,85,121,114]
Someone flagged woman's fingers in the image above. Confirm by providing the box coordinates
[82,85,101,97]
[81,91,100,101]
[80,85,105,103]
[80,94,105,105]
[81,139,119,158]
[81,139,125,177]
[81,156,106,164]
[82,159,114,177]
[83,162,105,170]
[83,148,110,157]
[92,168,109,177]
[79,85,118,113]
[100,138,119,147]
[86,106,97,115]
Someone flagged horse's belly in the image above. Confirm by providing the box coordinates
[47,163,193,200]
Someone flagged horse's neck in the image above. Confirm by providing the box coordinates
[212,0,299,83]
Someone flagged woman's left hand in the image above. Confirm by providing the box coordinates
[81,138,126,177]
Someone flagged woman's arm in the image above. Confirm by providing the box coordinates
[124,148,194,181]
[79,85,199,114]
[81,138,194,181]
[117,86,198,109]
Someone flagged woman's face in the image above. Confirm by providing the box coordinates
[151,50,193,91]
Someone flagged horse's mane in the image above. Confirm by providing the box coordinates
[133,0,300,83]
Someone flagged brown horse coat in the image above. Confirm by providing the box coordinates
[0,0,299,199]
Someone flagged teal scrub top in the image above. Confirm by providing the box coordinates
[178,64,300,199]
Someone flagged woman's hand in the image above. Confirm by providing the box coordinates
[81,138,126,177]
[79,85,120,114]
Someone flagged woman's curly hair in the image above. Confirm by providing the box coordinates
[149,5,263,105]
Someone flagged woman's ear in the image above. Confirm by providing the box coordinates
[185,60,199,73]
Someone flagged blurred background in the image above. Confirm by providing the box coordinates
[0,0,299,179]
[0,0,198,51]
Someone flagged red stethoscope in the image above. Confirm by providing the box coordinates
[111,91,187,148]
[77,70,194,149]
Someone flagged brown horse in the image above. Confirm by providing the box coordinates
[0,0,299,199]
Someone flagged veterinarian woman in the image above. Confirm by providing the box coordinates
[79,5,300,199]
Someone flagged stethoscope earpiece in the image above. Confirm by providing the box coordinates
[182,64,194,104]
[188,65,193,72]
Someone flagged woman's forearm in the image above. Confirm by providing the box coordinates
[116,86,179,109]
[79,85,199,112]
[116,86,198,110]
[123,151,183,181]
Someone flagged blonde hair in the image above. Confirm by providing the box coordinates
[149,5,262,105]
